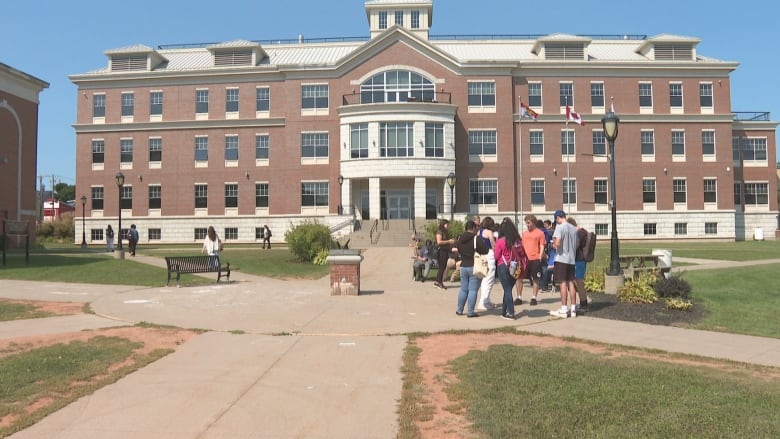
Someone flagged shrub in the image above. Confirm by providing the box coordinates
[584,269,605,293]
[313,248,329,266]
[617,271,658,304]
[36,213,75,243]
[665,298,693,311]
[285,222,333,263]
[423,220,464,244]
[654,273,692,299]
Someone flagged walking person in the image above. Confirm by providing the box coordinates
[202,225,222,268]
[262,225,272,249]
[455,220,489,317]
[495,218,523,320]
[476,216,497,311]
[105,225,115,252]
[549,210,578,318]
[434,219,456,289]
[127,224,139,256]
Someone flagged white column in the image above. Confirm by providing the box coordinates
[369,177,381,220]
[443,179,454,219]
[343,178,352,215]
[414,177,426,219]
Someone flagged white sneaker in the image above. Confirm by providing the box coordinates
[570,307,577,318]
[549,308,569,318]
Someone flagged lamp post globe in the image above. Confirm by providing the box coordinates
[115,172,125,251]
[601,111,621,276]
[80,195,87,248]
[446,172,456,221]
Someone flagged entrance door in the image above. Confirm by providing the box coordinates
[385,190,413,219]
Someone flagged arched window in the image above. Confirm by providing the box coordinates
[360,70,435,104]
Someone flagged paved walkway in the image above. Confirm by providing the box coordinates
[2,249,779,438]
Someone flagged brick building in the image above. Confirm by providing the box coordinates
[1,62,48,244]
[71,0,778,244]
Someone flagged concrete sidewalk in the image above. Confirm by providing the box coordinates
[2,247,779,438]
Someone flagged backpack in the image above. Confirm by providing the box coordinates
[266,228,272,238]
[580,229,597,262]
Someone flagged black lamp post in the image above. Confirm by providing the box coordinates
[115,172,124,251]
[446,172,456,221]
[338,175,344,215]
[601,111,621,276]
[80,195,87,249]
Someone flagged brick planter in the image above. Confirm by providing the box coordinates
[327,249,363,296]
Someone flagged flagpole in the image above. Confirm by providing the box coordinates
[514,98,520,225]
[565,97,571,214]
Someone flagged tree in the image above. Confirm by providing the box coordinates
[54,182,75,202]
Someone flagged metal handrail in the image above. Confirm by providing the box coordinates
[342,92,452,106]
[369,219,379,245]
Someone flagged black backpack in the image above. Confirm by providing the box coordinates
[581,229,597,262]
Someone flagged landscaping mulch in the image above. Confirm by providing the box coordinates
[585,292,706,327]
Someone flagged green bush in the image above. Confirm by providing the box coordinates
[423,220,464,244]
[584,269,605,293]
[35,213,75,243]
[654,273,692,299]
[665,298,693,311]
[284,221,333,263]
[313,248,329,266]
[617,271,658,304]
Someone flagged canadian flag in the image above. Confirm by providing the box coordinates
[566,105,585,126]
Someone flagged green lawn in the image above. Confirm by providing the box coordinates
[143,247,329,279]
[684,264,780,338]
[613,240,780,261]
[441,344,780,438]
[0,253,212,287]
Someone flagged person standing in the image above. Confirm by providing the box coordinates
[127,224,139,256]
[494,218,522,320]
[105,225,115,252]
[476,216,497,311]
[568,217,590,312]
[434,220,455,290]
[550,210,578,318]
[202,225,222,268]
[262,225,272,249]
[518,214,547,306]
[455,220,489,317]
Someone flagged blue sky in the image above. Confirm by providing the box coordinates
[4,0,778,187]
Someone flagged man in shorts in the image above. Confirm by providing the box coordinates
[550,210,578,318]
[518,214,547,306]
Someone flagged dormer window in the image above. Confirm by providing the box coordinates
[106,45,167,72]
[207,40,266,68]
[214,49,253,67]
[111,55,148,71]
[545,43,585,60]
[654,44,693,61]
[379,11,388,29]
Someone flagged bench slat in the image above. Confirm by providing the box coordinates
[165,256,230,287]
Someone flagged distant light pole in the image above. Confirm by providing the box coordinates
[115,172,124,251]
[80,195,87,249]
[446,172,456,222]
[601,111,621,276]
[338,175,344,215]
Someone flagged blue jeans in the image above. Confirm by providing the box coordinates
[457,266,480,315]
[497,264,516,316]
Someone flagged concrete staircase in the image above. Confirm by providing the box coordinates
[346,219,438,248]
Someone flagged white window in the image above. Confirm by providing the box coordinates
[301,132,329,159]
[379,122,413,157]
[467,81,496,108]
[468,130,497,156]
[469,179,498,205]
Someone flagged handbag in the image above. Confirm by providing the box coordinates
[472,236,488,279]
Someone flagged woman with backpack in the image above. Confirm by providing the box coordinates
[494,218,524,320]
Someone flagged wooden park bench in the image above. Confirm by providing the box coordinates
[164,255,230,287]
[619,254,671,280]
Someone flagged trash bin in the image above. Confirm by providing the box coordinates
[754,227,764,241]
[651,249,672,269]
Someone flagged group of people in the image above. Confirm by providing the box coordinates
[421,210,590,319]
[104,224,139,256]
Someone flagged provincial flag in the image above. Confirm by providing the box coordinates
[520,100,539,120]
[566,105,585,126]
